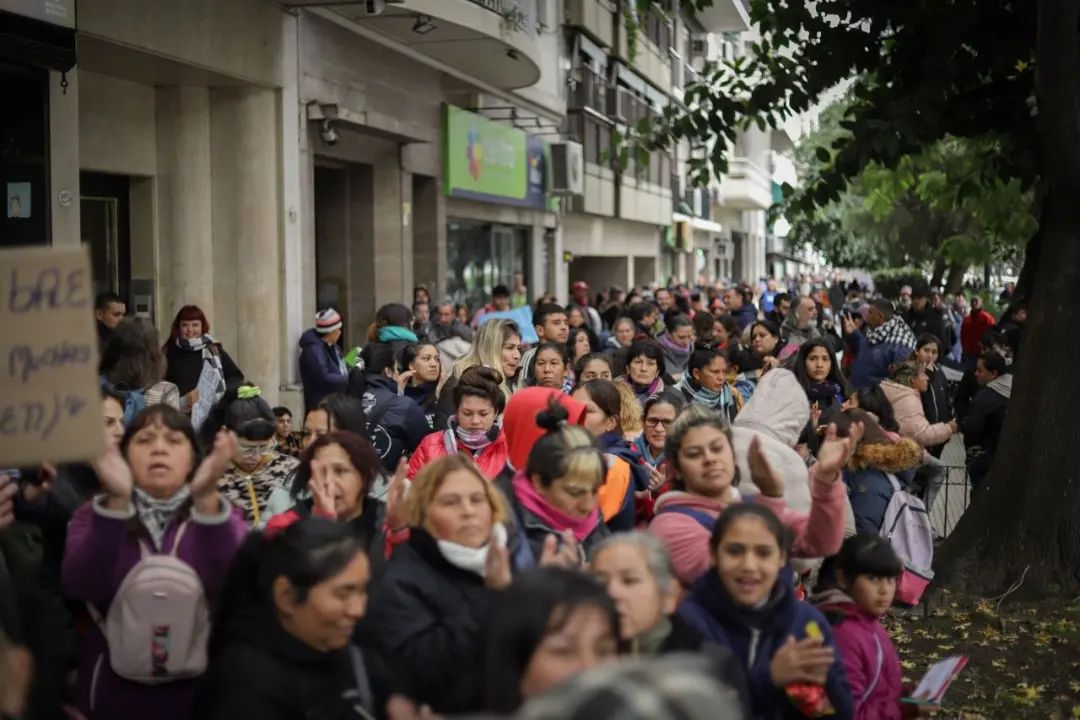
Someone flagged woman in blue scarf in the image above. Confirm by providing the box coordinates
[674,348,739,423]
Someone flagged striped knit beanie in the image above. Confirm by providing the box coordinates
[315,308,343,334]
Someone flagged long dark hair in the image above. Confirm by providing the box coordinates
[792,339,851,397]
[100,317,166,390]
[210,517,366,655]
[479,567,620,712]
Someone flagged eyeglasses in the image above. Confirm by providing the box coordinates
[238,442,274,457]
[645,417,674,428]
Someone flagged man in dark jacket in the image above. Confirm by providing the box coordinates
[94,291,125,349]
[902,286,948,346]
[723,286,758,333]
[298,308,348,414]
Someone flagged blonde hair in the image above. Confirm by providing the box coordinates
[406,454,510,528]
[615,381,643,437]
[452,319,521,395]
[526,400,606,490]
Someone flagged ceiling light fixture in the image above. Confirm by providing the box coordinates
[412,14,436,34]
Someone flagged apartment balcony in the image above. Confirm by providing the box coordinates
[568,65,608,115]
[718,157,773,210]
[693,0,751,32]
[301,0,543,90]
[565,0,616,48]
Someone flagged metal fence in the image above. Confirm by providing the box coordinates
[929,464,972,538]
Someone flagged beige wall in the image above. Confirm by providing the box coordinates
[79,71,156,176]
[563,214,660,258]
[78,0,286,87]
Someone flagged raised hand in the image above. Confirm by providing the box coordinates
[816,421,863,479]
[396,369,416,394]
[539,529,582,568]
[484,541,512,590]
[748,435,784,498]
[308,459,337,517]
[647,465,666,493]
[190,428,238,501]
[92,444,134,509]
[770,635,835,686]
[385,458,410,531]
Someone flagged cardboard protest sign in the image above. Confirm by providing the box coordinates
[0,245,105,466]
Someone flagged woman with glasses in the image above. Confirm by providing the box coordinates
[631,392,685,523]
[205,384,300,527]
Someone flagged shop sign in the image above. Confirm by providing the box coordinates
[0,0,75,29]
[444,105,547,210]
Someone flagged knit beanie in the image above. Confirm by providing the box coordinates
[315,308,343,334]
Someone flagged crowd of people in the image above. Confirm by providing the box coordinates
[0,274,1021,719]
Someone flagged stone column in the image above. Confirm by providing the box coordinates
[209,87,281,402]
[411,175,446,302]
[156,86,213,322]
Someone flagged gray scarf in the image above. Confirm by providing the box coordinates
[133,485,191,550]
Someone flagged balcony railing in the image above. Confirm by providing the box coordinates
[465,0,536,37]
[569,65,608,115]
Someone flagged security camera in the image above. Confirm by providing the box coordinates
[320,119,339,145]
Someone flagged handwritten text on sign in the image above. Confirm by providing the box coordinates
[0,246,104,465]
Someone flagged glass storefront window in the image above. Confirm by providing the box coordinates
[446,219,529,313]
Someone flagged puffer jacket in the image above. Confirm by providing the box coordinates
[679,570,853,720]
[880,380,953,449]
[843,438,923,534]
[814,590,904,720]
[648,469,846,588]
[731,369,813,512]
[407,427,509,481]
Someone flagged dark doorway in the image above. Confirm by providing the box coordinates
[0,62,49,247]
[80,171,131,301]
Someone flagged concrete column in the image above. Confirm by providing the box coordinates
[280,12,306,393]
[209,87,282,403]
[412,175,446,301]
[372,151,406,306]
[156,86,213,322]
[49,69,80,247]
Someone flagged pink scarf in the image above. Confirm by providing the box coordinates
[512,470,600,542]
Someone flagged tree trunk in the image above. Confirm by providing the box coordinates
[930,255,947,289]
[943,262,968,294]
[936,0,1080,595]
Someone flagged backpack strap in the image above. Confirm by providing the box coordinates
[860,632,884,705]
[655,505,716,532]
[167,521,190,557]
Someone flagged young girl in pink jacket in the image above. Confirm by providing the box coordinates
[647,405,857,587]
[813,533,933,719]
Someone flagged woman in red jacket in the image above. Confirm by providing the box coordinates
[408,365,509,480]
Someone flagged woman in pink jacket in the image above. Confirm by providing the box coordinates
[407,366,509,480]
[647,404,858,587]
[813,533,932,719]
[880,361,957,449]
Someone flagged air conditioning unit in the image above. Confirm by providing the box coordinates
[550,142,585,196]
[608,86,639,124]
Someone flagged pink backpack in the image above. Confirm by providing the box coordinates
[90,522,211,684]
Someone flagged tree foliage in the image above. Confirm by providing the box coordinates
[789,97,1036,280]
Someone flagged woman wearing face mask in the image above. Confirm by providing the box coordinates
[793,339,854,415]
[194,518,375,720]
[675,348,740,422]
[347,343,430,475]
[658,314,695,381]
[621,339,666,406]
[497,400,610,565]
[208,385,300,527]
[61,406,246,720]
[530,342,572,393]
[163,305,244,415]
[408,366,509,481]
[678,504,853,719]
[648,405,854,588]
[360,454,515,713]
[478,567,621,713]
[263,431,387,560]
[591,533,752,715]
[398,343,442,430]
[439,319,521,424]
[913,334,954,458]
[571,380,651,532]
